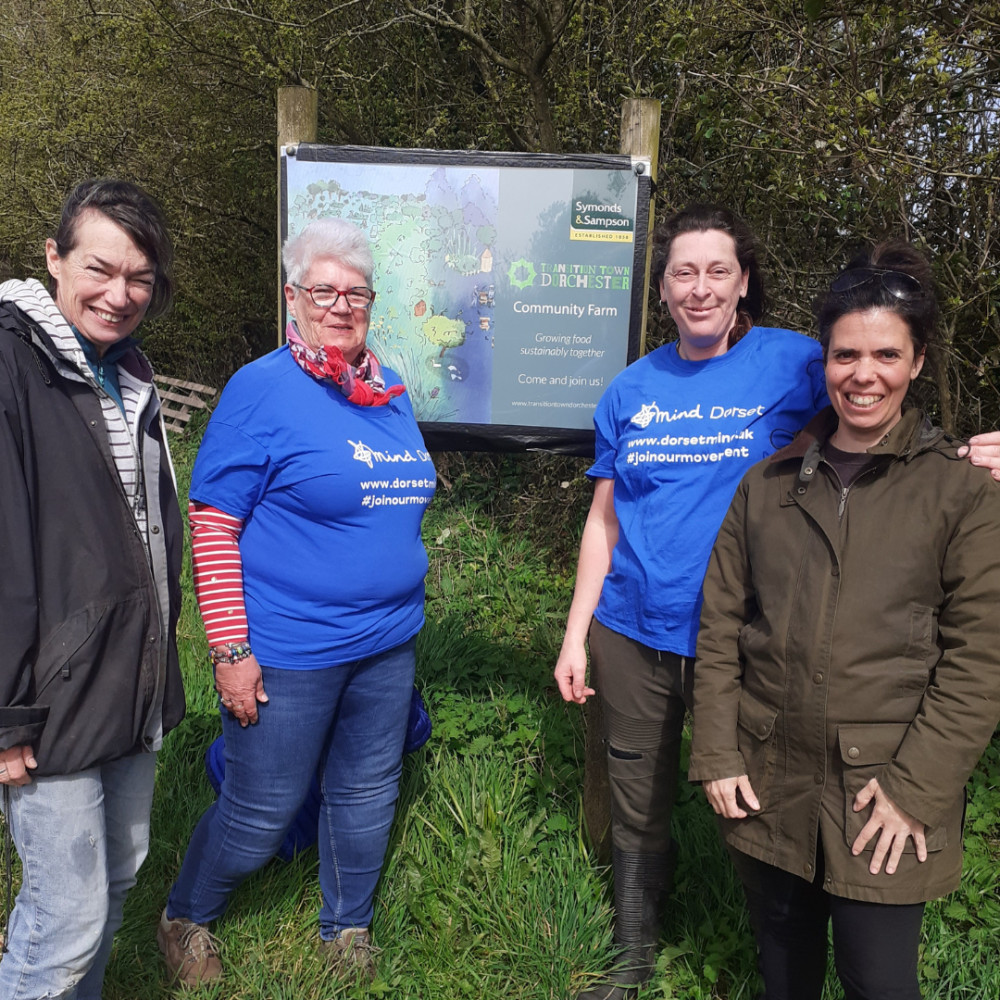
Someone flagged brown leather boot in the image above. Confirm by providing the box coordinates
[157,908,223,987]
[320,927,380,982]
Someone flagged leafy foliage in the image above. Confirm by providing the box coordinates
[1,1,995,424]
[638,0,1000,434]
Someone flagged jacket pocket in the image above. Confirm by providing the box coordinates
[34,604,111,693]
[736,691,779,812]
[838,722,947,853]
[904,605,937,661]
[737,621,768,661]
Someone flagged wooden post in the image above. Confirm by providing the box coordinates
[277,86,319,346]
[581,99,661,864]
[620,98,661,355]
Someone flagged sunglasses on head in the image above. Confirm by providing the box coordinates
[829,267,923,300]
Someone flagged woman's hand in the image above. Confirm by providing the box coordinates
[554,641,595,704]
[215,654,268,727]
[704,775,760,818]
[851,777,927,874]
[0,744,38,786]
[959,432,1000,482]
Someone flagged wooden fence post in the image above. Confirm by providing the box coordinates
[620,99,661,355]
[277,86,318,347]
[581,98,661,863]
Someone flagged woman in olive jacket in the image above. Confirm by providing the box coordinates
[689,241,1000,1000]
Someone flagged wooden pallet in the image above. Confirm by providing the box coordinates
[154,375,217,433]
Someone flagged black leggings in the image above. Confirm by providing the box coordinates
[732,848,925,1000]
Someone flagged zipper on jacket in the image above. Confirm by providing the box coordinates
[830,463,881,520]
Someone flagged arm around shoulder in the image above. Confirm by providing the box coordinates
[960,431,1000,481]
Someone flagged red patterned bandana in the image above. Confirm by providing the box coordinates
[285,321,405,407]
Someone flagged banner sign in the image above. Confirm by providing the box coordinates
[282,145,651,453]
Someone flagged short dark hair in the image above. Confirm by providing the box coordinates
[651,203,767,323]
[50,178,174,320]
[815,240,937,356]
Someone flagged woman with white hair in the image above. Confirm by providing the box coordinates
[158,218,435,986]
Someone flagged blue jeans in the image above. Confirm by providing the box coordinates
[167,637,416,938]
[0,752,157,1000]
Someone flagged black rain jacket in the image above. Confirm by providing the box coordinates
[0,300,185,775]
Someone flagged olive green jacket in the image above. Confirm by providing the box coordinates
[689,407,1000,904]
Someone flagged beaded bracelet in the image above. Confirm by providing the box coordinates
[209,641,253,666]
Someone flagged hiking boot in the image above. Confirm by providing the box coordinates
[157,908,223,986]
[320,927,379,982]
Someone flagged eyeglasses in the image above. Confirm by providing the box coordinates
[292,283,376,310]
[829,268,923,301]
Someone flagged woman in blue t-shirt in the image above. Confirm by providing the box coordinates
[553,204,1000,1000]
[158,218,435,987]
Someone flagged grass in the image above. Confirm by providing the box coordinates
[5,420,1000,998]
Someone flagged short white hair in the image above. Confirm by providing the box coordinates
[282,217,374,286]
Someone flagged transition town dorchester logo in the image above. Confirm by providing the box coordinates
[508,258,537,290]
[506,258,631,291]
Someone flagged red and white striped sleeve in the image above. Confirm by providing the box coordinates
[189,500,249,647]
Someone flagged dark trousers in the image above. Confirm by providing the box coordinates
[588,619,692,854]
[732,848,925,1000]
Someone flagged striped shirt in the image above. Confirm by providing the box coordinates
[189,502,249,645]
[0,279,150,539]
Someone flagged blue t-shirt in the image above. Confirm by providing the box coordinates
[191,346,436,669]
[590,326,828,657]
